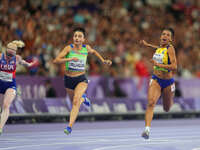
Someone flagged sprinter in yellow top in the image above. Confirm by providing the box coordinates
[140,28,177,139]
[54,27,112,135]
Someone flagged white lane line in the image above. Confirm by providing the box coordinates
[193,148,200,150]
[93,140,181,150]
[1,133,200,145]
[4,129,200,139]
[1,135,199,148]
[93,137,200,150]
[3,133,200,142]
[5,126,199,136]
[0,140,178,150]
[0,138,29,141]
[1,136,199,150]
[0,139,104,150]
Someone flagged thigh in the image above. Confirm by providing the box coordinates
[3,88,16,106]
[0,94,4,101]
[64,75,76,90]
[0,94,4,109]
[73,82,88,101]
[162,83,175,106]
[66,88,74,101]
[148,79,161,104]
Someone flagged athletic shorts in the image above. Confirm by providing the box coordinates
[64,74,88,90]
[152,74,174,89]
[0,78,17,94]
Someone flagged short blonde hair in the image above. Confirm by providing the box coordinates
[7,42,18,51]
[6,40,25,52]
[11,40,25,48]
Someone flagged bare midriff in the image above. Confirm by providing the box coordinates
[153,69,173,79]
[65,70,85,77]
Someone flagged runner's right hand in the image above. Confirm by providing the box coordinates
[140,40,149,47]
[70,57,79,61]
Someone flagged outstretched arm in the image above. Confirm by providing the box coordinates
[53,46,78,64]
[140,40,159,49]
[16,55,36,67]
[87,45,112,66]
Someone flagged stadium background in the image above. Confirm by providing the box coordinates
[0,0,200,123]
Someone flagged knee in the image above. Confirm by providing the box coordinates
[3,103,10,110]
[72,100,79,106]
[147,100,156,109]
[72,95,81,106]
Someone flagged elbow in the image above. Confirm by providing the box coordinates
[171,65,177,71]
[174,65,177,71]
[53,59,58,64]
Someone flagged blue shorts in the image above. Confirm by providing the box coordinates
[152,75,174,89]
[64,74,88,90]
[0,79,17,94]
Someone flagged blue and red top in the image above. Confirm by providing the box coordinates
[0,53,16,82]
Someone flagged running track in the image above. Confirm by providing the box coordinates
[1,119,200,150]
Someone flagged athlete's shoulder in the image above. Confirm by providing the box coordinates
[16,55,21,60]
[167,44,174,49]
[86,44,91,49]
[65,44,73,48]
[86,45,95,51]
[82,44,86,48]
[86,44,94,53]
[68,44,74,48]
[16,55,22,64]
[86,45,94,53]
[63,45,72,52]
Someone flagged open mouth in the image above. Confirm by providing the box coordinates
[162,39,167,42]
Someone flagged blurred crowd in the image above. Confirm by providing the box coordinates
[0,0,200,78]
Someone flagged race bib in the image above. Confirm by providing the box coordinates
[0,71,13,82]
[153,53,164,64]
[149,79,153,86]
[171,83,175,92]
[68,60,85,71]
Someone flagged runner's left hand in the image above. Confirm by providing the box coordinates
[150,59,159,67]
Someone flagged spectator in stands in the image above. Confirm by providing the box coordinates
[174,81,182,98]
[44,79,57,98]
[112,79,127,97]
[0,0,199,77]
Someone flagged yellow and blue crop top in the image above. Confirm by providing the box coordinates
[152,45,171,72]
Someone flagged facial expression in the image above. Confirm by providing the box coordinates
[73,31,85,45]
[160,30,172,46]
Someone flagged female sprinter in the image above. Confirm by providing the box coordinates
[0,40,36,134]
[140,28,177,139]
[53,27,112,135]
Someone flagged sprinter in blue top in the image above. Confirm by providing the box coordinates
[0,40,36,134]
